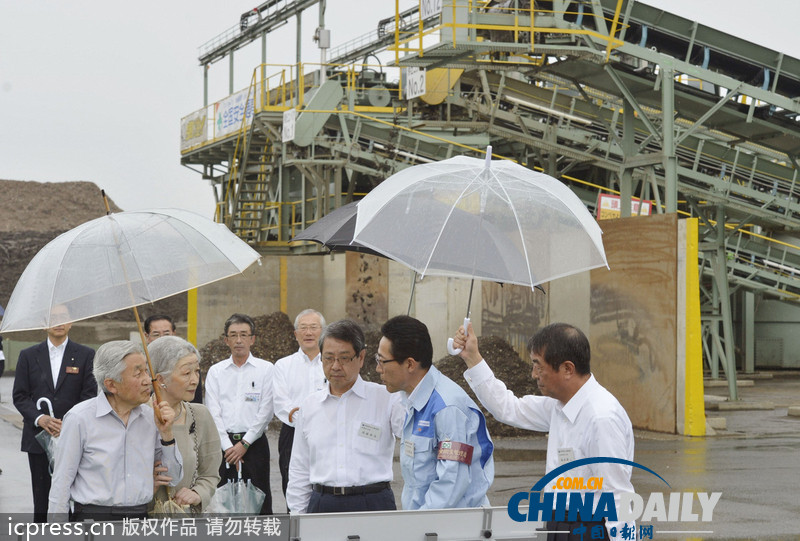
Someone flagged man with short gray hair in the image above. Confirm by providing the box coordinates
[273,309,327,508]
[48,340,182,522]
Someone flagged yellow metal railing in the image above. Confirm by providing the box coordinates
[391,0,626,59]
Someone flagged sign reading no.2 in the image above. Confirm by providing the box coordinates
[405,67,427,100]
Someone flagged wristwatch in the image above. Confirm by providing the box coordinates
[160,438,176,446]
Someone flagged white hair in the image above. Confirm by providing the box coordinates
[148,336,200,381]
[94,340,143,393]
[294,309,326,329]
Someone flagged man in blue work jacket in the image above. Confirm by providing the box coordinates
[376,315,494,509]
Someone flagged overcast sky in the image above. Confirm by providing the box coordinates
[1,0,798,219]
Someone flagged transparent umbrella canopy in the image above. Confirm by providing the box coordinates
[0,208,261,332]
[353,146,608,352]
[0,206,261,407]
[353,147,608,287]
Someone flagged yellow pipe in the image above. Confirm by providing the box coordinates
[187,288,198,347]
[280,256,288,314]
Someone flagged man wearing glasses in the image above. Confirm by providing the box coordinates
[376,315,495,510]
[286,319,404,514]
[273,309,327,510]
[205,313,275,514]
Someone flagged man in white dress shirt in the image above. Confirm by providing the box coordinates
[273,309,326,508]
[47,340,182,522]
[205,313,275,515]
[453,322,634,541]
[286,319,403,514]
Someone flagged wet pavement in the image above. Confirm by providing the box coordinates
[2,374,799,539]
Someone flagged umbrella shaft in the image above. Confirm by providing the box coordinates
[465,279,474,319]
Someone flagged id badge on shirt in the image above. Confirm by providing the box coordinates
[358,422,381,441]
[244,392,260,402]
[558,447,575,465]
[404,440,415,457]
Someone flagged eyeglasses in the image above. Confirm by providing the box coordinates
[374,354,403,367]
[322,353,359,366]
[297,324,322,333]
[225,332,253,340]
[148,331,173,338]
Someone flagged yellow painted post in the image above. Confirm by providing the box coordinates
[280,256,288,314]
[530,5,535,53]
[187,288,198,347]
[604,0,624,63]
[684,218,706,435]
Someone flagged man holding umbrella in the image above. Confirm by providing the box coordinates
[12,307,96,522]
[453,322,634,540]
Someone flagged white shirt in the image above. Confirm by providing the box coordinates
[464,361,634,538]
[48,392,183,518]
[286,376,404,514]
[48,337,68,387]
[273,348,326,426]
[34,338,68,428]
[204,353,275,451]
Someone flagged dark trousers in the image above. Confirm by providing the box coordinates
[307,487,396,514]
[219,433,272,515]
[278,423,294,500]
[544,514,610,541]
[28,452,51,523]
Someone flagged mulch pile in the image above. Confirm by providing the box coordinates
[0,179,185,324]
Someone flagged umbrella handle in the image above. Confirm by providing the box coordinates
[36,397,55,417]
[446,317,470,356]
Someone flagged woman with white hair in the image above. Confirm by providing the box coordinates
[149,336,221,513]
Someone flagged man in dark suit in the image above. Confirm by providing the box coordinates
[13,309,97,522]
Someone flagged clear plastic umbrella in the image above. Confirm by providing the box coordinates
[0,206,260,332]
[0,202,261,406]
[34,397,57,473]
[353,146,608,352]
[206,464,266,515]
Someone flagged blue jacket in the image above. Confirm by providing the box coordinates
[401,366,494,509]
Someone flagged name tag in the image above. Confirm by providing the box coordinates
[358,422,381,441]
[558,447,575,465]
[404,440,415,457]
[244,393,260,402]
[437,440,474,464]
[66,366,80,374]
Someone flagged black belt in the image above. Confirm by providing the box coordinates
[312,481,390,496]
[227,432,247,441]
[73,503,148,516]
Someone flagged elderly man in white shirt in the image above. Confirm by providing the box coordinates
[286,319,403,514]
[48,340,182,522]
[453,322,635,541]
[205,313,275,515]
[273,309,327,508]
